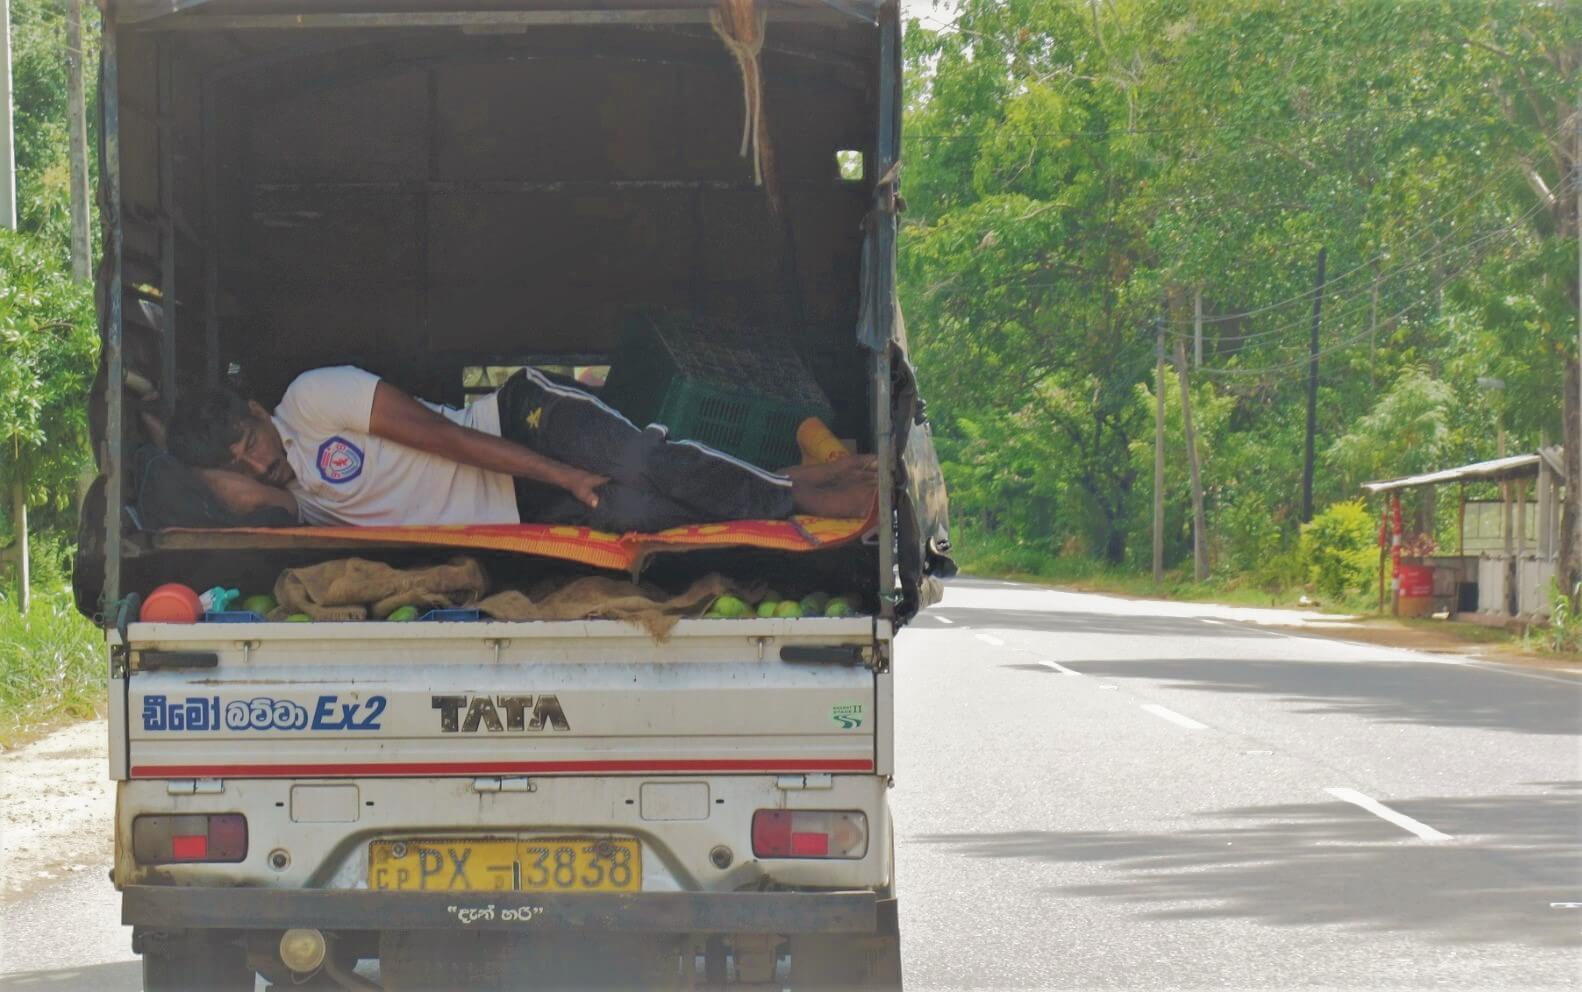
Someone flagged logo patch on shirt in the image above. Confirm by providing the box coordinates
[316,436,364,484]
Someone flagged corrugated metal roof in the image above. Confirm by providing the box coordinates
[1361,452,1547,493]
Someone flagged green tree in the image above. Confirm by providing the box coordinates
[901,0,1575,589]
[1,230,98,608]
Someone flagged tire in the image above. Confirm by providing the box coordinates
[141,934,257,992]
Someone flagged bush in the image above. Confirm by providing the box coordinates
[0,585,103,745]
[1300,500,1378,600]
[1545,580,1581,655]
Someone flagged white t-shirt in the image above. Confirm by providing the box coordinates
[273,366,520,527]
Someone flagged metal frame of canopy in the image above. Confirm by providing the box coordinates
[1362,448,1562,620]
[92,0,916,621]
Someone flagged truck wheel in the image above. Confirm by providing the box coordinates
[141,935,257,992]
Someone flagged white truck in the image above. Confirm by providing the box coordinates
[75,1,952,989]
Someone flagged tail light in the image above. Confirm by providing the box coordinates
[132,814,248,864]
[751,810,868,859]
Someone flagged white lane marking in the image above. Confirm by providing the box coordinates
[1042,661,1083,676]
[1200,618,1224,625]
[1551,902,1582,909]
[1140,703,1209,730]
[1325,787,1452,842]
[936,616,955,625]
[975,633,1005,647]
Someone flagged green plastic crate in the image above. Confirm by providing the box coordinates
[602,311,833,470]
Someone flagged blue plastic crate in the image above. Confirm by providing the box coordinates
[416,608,483,622]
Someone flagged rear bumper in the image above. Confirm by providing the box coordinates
[121,885,885,934]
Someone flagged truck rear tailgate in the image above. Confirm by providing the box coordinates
[121,618,881,780]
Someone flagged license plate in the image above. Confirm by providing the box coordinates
[368,837,641,892]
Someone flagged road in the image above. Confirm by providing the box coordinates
[2,578,1578,989]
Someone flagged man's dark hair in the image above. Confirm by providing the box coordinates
[167,386,254,468]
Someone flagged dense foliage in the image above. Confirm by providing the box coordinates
[901,0,1579,586]
[2,0,100,584]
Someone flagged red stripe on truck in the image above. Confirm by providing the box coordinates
[129,758,875,779]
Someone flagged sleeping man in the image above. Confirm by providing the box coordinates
[166,366,875,532]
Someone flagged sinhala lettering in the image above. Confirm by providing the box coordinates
[141,694,386,732]
[446,904,546,925]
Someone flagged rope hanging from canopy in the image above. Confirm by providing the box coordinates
[710,0,772,190]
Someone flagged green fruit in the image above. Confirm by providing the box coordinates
[774,600,805,619]
[240,594,276,615]
[712,595,750,618]
[824,598,856,618]
[757,600,780,618]
[285,613,313,623]
[386,605,420,622]
[800,592,830,614]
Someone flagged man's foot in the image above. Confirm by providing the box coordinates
[784,455,878,518]
[782,455,877,489]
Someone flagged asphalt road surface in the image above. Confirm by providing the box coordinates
[2,578,1577,990]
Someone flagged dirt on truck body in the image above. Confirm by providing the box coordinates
[74,1,952,989]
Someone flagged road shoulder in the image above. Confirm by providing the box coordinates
[0,720,113,902]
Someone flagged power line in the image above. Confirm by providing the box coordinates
[976,201,1545,357]
[1159,199,1552,344]
[1195,251,1496,379]
[902,79,1578,145]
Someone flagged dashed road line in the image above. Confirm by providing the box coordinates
[935,616,955,625]
[975,633,1005,647]
[1140,703,1209,730]
[1200,618,1224,625]
[1041,661,1083,676]
[1325,787,1452,842]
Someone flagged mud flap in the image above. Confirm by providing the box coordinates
[786,898,902,991]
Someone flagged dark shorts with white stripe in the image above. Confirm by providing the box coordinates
[494,368,795,533]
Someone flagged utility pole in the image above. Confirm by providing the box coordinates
[1193,287,1203,368]
[65,0,90,281]
[1153,316,1165,584]
[1174,339,1209,581]
[2,0,16,230]
[1368,259,1380,388]
[1301,247,1326,523]
[1574,82,1581,597]
[2,0,22,615]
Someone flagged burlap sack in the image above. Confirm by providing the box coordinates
[271,556,489,621]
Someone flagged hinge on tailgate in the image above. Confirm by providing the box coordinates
[775,774,834,791]
[472,777,536,794]
[166,779,225,795]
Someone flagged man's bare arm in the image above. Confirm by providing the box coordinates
[196,468,300,518]
[369,381,606,507]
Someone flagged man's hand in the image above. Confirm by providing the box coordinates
[369,381,604,507]
[564,470,609,509]
[195,467,299,518]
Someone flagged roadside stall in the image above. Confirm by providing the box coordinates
[1362,448,1561,622]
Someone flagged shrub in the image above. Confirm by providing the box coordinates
[1545,580,1581,655]
[1300,500,1378,600]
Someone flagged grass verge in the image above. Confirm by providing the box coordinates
[0,589,104,748]
[949,529,1553,663]
[951,529,1373,612]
